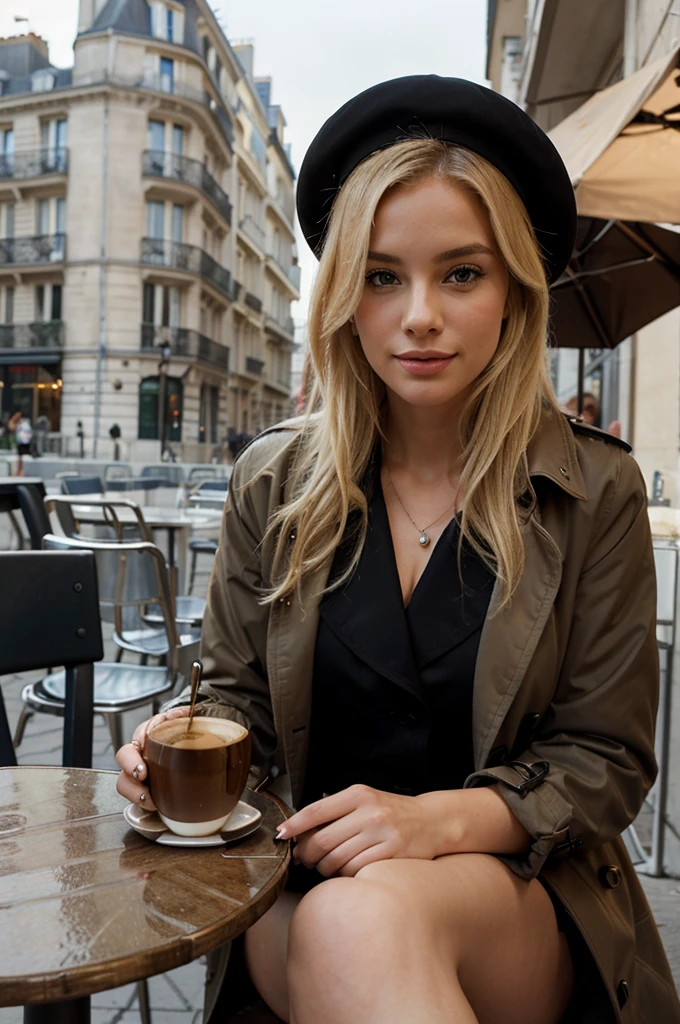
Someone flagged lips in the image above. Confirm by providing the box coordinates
[394,351,455,376]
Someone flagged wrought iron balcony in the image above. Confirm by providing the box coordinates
[0,321,64,349]
[140,238,232,301]
[0,148,68,180]
[141,325,229,372]
[245,356,265,376]
[142,151,232,224]
[244,291,263,314]
[239,215,266,250]
[0,233,66,267]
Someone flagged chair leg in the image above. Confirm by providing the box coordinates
[105,714,125,753]
[189,548,198,595]
[13,705,34,749]
[137,978,152,1024]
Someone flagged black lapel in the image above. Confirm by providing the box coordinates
[406,524,495,669]
[320,484,424,703]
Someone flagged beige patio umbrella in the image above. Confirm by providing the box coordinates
[545,47,680,386]
[549,45,680,223]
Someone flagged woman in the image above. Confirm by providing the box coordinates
[117,77,680,1023]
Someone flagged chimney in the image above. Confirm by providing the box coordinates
[0,33,51,75]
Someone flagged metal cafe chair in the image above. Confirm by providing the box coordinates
[45,495,206,628]
[13,534,198,755]
[0,549,104,768]
[186,481,228,595]
[60,475,105,496]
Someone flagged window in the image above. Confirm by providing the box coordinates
[143,283,180,326]
[34,284,61,321]
[51,284,62,321]
[4,286,13,324]
[40,119,67,170]
[171,203,183,242]
[171,124,183,155]
[203,37,211,64]
[0,129,13,175]
[166,7,174,42]
[146,200,164,238]
[160,58,174,94]
[1,201,14,238]
[148,119,165,153]
[214,55,222,84]
[36,198,49,235]
[56,197,65,236]
[138,375,183,440]
[199,384,219,443]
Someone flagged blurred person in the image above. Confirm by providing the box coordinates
[116,77,676,1024]
[564,392,624,439]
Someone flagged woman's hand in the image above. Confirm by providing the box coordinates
[277,784,440,878]
[115,706,190,809]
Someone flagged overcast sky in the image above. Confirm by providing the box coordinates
[0,0,488,318]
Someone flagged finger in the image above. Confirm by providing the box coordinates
[115,769,157,811]
[339,844,393,878]
[115,742,149,780]
[314,832,376,877]
[281,787,366,839]
[294,816,364,870]
[131,706,190,748]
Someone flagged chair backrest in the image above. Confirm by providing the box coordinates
[103,463,133,482]
[17,484,52,549]
[61,476,104,496]
[196,478,230,492]
[43,494,79,537]
[0,550,103,674]
[141,464,184,485]
[45,496,153,543]
[42,533,180,675]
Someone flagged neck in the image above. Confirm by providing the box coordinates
[382,393,466,484]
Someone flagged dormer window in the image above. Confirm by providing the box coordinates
[150,2,184,44]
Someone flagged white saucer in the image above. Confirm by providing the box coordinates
[124,799,263,847]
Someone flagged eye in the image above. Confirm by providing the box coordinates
[447,265,485,287]
[365,269,399,288]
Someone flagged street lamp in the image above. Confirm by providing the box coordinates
[158,341,171,460]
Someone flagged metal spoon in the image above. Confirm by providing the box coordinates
[187,659,203,735]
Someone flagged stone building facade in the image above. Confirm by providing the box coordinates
[0,0,300,462]
[487,0,680,500]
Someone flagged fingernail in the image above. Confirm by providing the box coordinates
[275,825,288,839]
[137,764,145,774]
[132,769,139,780]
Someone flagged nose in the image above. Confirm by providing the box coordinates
[401,283,444,337]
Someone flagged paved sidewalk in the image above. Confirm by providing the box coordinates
[1,521,679,1022]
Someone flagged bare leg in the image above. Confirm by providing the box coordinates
[246,853,573,1024]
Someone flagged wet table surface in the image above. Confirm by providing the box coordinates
[0,767,290,1007]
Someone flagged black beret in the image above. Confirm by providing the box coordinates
[296,75,576,283]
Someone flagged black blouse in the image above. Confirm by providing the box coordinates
[300,474,496,808]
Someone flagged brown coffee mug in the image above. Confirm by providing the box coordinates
[145,717,251,836]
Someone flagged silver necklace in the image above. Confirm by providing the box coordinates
[386,468,458,548]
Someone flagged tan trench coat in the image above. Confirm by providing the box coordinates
[183,404,680,1023]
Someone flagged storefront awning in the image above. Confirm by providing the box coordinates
[548,46,680,223]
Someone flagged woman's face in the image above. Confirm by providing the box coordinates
[353,176,510,413]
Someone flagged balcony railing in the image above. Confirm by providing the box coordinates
[239,215,266,250]
[244,291,263,314]
[245,356,265,376]
[265,313,295,338]
[0,233,66,267]
[143,150,232,225]
[141,325,229,372]
[0,148,68,181]
[140,238,232,301]
[0,321,64,349]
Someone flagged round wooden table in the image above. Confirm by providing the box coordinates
[0,767,290,1021]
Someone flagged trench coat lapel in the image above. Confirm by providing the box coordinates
[471,407,586,770]
[472,515,563,769]
[320,486,423,702]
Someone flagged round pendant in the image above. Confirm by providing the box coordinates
[419,532,430,547]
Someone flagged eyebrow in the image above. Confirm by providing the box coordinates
[366,244,496,264]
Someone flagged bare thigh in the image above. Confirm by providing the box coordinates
[245,854,573,1024]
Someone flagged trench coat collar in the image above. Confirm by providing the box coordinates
[526,406,587,501]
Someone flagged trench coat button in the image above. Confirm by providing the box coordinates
[617,980,629,1008]
[599,864,622,889]
[559,467,570,480]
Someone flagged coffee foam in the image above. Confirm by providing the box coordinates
[150,716,248,749]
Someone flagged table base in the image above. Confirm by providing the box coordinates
[24,996,89,1024]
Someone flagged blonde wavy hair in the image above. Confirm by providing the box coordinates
[265,139,560,608]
